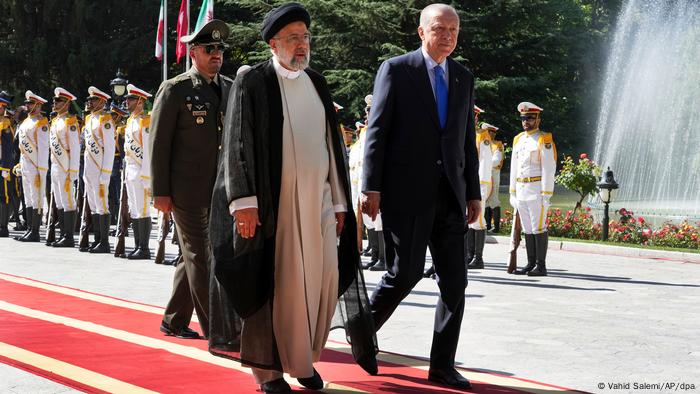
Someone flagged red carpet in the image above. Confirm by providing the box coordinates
[0,272,578,393]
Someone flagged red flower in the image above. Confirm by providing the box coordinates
[638,216,645,224]
[580,153,588,159]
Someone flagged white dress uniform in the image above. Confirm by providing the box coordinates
[509,102,557,277]
[124,112,151,219]
[469,128,493,231]
[83,89,115,215]
[509,128,556,234]
[487,139,504,208]
[17,94,49,211]
[49,107,80,211]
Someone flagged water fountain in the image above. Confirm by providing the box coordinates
[592,0,700,221]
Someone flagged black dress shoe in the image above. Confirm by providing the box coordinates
[159,322,200,339]
[297,368,323,390]
[260,378,291,394]
[428,367,472,390]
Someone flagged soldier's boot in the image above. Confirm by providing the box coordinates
[15,207,33,240]
[13,204,27,231]
[88,213,101,251]
[129,219,151,260]
[47,209,64,246]
[54,210,76,248]
[493,207,501,233]
[369,231,386,271]
[126,219,142,258]
[515,233,537,275]
[464,228,475,267]
[0,203,9,237]
[21,209,42,242]
[528,232,548,277]
[89,214,111,253]
[484,207,493,231]
[423,265,436,278]
[467,229,486,269]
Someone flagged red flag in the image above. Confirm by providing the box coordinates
[155,0,165,60]
[175,0,189,64]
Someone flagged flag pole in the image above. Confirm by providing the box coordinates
[185,0,191,71]
[163,0,168,82]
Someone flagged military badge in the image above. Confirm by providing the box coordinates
[484,140,490,146]
[42,126,48,132]
[70,126,77,131]
[212,29,221,40]
[105,123,111,129]
[144,127,149,134]
[192,110,207,116]
[196,117,204,125]
[545,143,552,149]
[186,104,192,111]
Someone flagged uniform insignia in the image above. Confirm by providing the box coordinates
[196,116,204,125]
[192,110,207,116]
[144,127,150,134]
[545,143,552,149]
[194,96,199,101]
[105,123,111,129]
[186,104,192,111]
[42,126,48,132]
[213,29,221,40]
[195,104,205,110]
[484,140,490,146]
[186,96,191,101]
[70,125,76,131]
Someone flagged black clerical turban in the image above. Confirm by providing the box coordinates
[261,2,311,42]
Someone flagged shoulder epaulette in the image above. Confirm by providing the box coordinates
[173,73,190,83]
[539,132,554,145]
[513,131,527,146]
[36,117,49,128]
[220,75,234,83]
[65,116,79,126]
[139,116,150,128]
[0,118,10,131]
[476,130,491,145]
[99,114,112,124]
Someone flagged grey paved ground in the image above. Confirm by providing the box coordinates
[1,228,699,393]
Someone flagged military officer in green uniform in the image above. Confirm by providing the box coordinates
[149,20,233,339]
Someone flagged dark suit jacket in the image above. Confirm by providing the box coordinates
[149,68,232,208]
[362,48,480,215]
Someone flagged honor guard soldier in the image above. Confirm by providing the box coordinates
[110,103,128,224]
[485,124,504,233]
[466,122,494,269]
[48,88,81,247]
[14,91,49,242]
[83,86,116,253]
[123,84,153,260]
[0,92,14,237]
[509,102,556,276]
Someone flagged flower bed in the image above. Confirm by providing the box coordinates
[500,207,700,250]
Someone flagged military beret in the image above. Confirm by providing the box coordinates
[261,2,311,42]
[180,19,230,45]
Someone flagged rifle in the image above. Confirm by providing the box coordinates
[154,210,170,264]
[507,209,522,274]
[113,172,130,257]
[355,198,363,252]
[78,195,92,249]
[45,192,58,245]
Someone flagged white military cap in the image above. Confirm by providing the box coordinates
[24,90,47,104]
[364,94,373,107]
[473,105,484,114]
[480,122,499,131]
[88,86,111,101]
[518,101,543,114]
[54,87,77,101]
[125,84,152,100]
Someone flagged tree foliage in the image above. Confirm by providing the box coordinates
[0,0,624,155]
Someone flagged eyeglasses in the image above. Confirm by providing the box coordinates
[520,115,537,121]
[198,44,226,54]
[274,33,311,45]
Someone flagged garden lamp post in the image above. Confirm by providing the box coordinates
[597,167,619,241]
[109,69,129,105]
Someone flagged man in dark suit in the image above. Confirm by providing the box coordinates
[149,20,233,339]
[361,4,480,390]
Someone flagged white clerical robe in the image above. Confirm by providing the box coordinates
[260,60,346,380]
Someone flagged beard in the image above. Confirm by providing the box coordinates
[277,45,310,71]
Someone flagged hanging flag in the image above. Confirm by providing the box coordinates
[155,0,165,60]
[175,0,189,63]
[195,0,214,31]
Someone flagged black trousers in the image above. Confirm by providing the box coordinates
[370,177,467,369]
[163,204,211,336]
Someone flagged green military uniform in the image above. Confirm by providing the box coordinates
[149,19,232,338]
